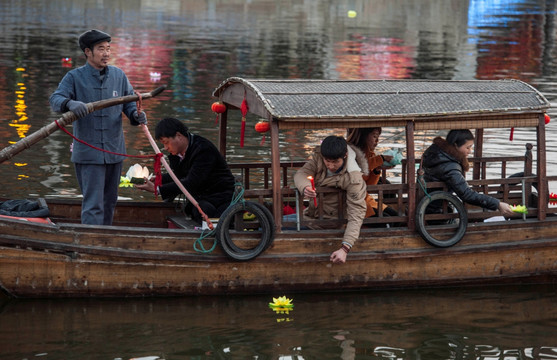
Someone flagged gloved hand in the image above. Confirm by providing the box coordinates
[67,100,88,118]
[133,110,148,125]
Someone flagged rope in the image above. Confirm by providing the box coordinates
[54,120,163,197]
[54,120,153,159]
[417,169,431,199]
[193,182,246,254]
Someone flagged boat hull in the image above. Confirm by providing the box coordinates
[1,208,556,298]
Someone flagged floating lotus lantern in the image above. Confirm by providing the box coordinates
[269,296,294,314]
[511,204,528,214]
[61,57,72,68]
[120,164,150,187]
[149,72,161,82]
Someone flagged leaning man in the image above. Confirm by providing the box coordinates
[136,118,236,224]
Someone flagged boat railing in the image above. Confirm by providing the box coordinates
[230,150,549,230]
[228,161,305,190]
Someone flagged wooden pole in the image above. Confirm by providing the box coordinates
[0,85,166,164]
[139,124,213,230]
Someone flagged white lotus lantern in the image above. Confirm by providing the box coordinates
[120,164,151,187]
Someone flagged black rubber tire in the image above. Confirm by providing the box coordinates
[216,201,274,261]
[415,191,468,247]
[248,201,275,250]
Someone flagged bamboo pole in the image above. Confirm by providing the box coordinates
[0,85,166,164]
[139,124,214,230]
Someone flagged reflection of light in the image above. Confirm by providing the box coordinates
[12,70,29,139]
[334,37,415,79]
[11,67,29,172]
[9,123,31,138]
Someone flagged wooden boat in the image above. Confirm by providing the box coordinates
[1,77,556,298]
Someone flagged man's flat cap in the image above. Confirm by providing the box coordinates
[78,29,111,51]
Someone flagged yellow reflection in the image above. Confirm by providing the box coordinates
[9,123,31,138]
[11,67,30,174]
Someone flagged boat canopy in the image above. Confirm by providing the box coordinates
[212,77,550,130]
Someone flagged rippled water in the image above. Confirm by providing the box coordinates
[2,0,557,359]
[1,286,556,360]
[0,0,556,200]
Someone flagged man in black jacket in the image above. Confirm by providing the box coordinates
[136,118,235,223]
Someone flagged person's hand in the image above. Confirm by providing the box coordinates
[379,154,395,169]
[499,201,515,217]
[135,177,155,193]
[134,111,148,125]
[67,100,88,118]
[303,185,316,198]
[330,248,347,264]
[382,154,394,163]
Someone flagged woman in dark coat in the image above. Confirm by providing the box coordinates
[421,129,514,217]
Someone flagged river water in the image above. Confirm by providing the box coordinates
[1,0,557,359]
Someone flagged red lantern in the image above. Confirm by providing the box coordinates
[255,120,270,133]
[211,101,226,125]
[61,57,72,68]
[255,120,270,145]
[545,113,551,124]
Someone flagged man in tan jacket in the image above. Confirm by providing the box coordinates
[294,135,367,264]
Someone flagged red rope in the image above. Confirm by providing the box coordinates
[55,119,153,159]
[55,91,163,198]
[55,120,163,198]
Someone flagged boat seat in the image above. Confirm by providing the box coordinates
[166,214,198,229]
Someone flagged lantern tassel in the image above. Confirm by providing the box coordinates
[240,118,246,147]
[260,134,266,145]
[509,127,514,141]
[240,95,249,148]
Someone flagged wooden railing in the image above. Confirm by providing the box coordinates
[228,146,552,229]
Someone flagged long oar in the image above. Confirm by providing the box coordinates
[0,85,166,164]
[140,124,214,230]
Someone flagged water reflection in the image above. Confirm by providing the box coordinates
[1,0,556,199]
[1,286,556,359]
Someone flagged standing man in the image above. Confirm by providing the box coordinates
[50,29,147,225]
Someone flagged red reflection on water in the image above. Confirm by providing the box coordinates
[334,36,415,79]
[475,13,544,81]
[109,29,174,107]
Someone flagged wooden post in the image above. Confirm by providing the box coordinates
[537,114,547,220]
[523,143,533,207]
[270,118,282,232]
[406,121,416,231]
[473,129,484,180]
[218,109,228,158]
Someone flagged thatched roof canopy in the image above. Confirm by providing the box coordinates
[213,77,550,130]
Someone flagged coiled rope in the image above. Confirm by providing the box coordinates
[193,182,246,254]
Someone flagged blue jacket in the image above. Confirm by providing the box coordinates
[50,62,139,164]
